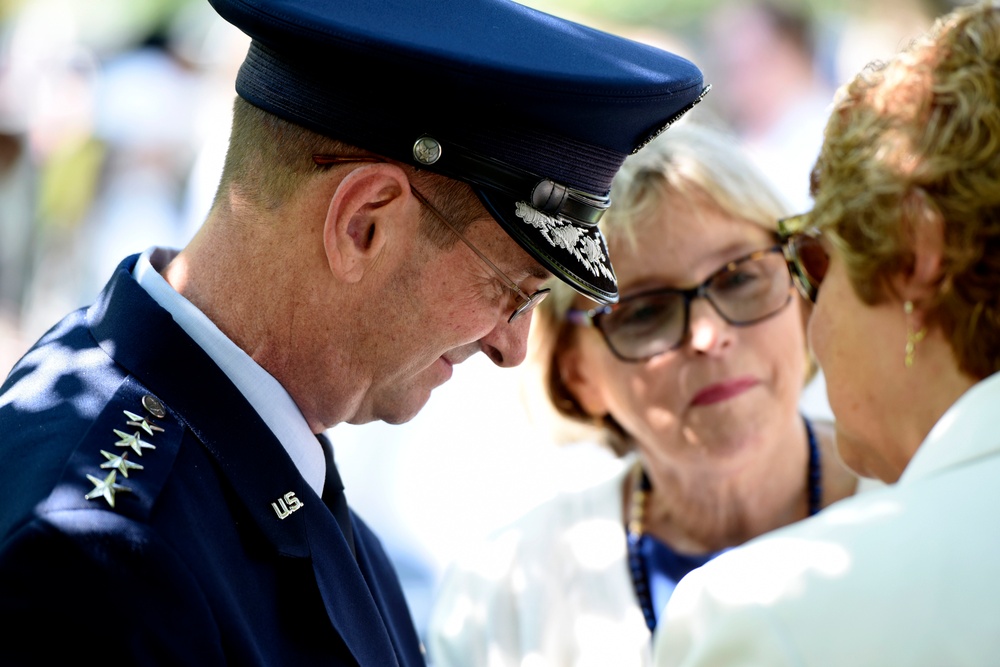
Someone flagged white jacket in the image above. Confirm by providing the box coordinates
[654,372,1000,667]
[427,453,654,667]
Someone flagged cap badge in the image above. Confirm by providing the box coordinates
[514,202,614,282]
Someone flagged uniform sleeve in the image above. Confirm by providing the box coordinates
[0,512,224,666]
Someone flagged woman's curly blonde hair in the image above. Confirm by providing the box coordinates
[811,1,1000,379]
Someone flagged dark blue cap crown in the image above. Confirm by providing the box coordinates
[209,0,708,304]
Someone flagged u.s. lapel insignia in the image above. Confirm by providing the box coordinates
[85,394,168,508]
[271,491,303,520]
[100,449,144,477]
[85,469,130,508]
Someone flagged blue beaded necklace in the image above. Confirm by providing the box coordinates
[626,415,822,634]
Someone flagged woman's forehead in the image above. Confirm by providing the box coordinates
[608,200,774,282]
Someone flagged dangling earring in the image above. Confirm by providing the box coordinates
[904,301,927,368]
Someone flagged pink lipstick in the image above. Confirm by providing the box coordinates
[691,377,759,406]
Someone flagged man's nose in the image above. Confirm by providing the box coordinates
[479,311,532,367]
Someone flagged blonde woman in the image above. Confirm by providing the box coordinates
[427,122,860,667]
[655,4,1000,665]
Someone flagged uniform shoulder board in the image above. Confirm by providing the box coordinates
[44,375,183,521]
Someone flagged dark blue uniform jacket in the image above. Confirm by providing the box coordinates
[0,255,425,666]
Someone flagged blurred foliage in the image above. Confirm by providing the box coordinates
[6,0,966,54]
[0,0,26,22]
[37,135,105,230]
[2,0,201,54]
[519,0,963,34]
[525,0,727,27]
[65,0,198,54]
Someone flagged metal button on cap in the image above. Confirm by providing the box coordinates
[413,136,442,165]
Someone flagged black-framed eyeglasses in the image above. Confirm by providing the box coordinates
[313,154,549,324]
[778,214,829,303]
[566,246,794,362]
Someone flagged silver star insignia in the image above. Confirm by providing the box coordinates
[85,469,131,508]
[124,410,164,436]
[99,449,144,477]
[113,429,156,456]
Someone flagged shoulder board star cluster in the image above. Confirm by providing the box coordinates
[84,394,167,508]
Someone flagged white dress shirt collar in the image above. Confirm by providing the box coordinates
[132,247,326,496]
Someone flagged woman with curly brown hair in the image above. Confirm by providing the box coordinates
[655,3,1000,665]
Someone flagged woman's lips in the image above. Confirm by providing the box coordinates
[691,377,759,406]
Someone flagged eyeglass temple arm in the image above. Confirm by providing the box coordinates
[409,186,532,300]
[314,153,537,304]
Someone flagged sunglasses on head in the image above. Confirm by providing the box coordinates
[778,214,829,303]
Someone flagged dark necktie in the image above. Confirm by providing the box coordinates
[316,432,356,558]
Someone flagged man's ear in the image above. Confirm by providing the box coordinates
[323,163,411,283]
[893,186,945,306]
[557,341,609,418]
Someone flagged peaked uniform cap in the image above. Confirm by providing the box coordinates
[209,0,709,303]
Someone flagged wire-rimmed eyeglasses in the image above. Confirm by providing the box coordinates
[408,187,549,323]
[778,214,829,303]
[566,246,794,362]
[312,154,549,323]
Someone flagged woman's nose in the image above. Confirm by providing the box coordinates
[686,298,733,354]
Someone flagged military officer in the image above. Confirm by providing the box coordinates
[0,0,706,663]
